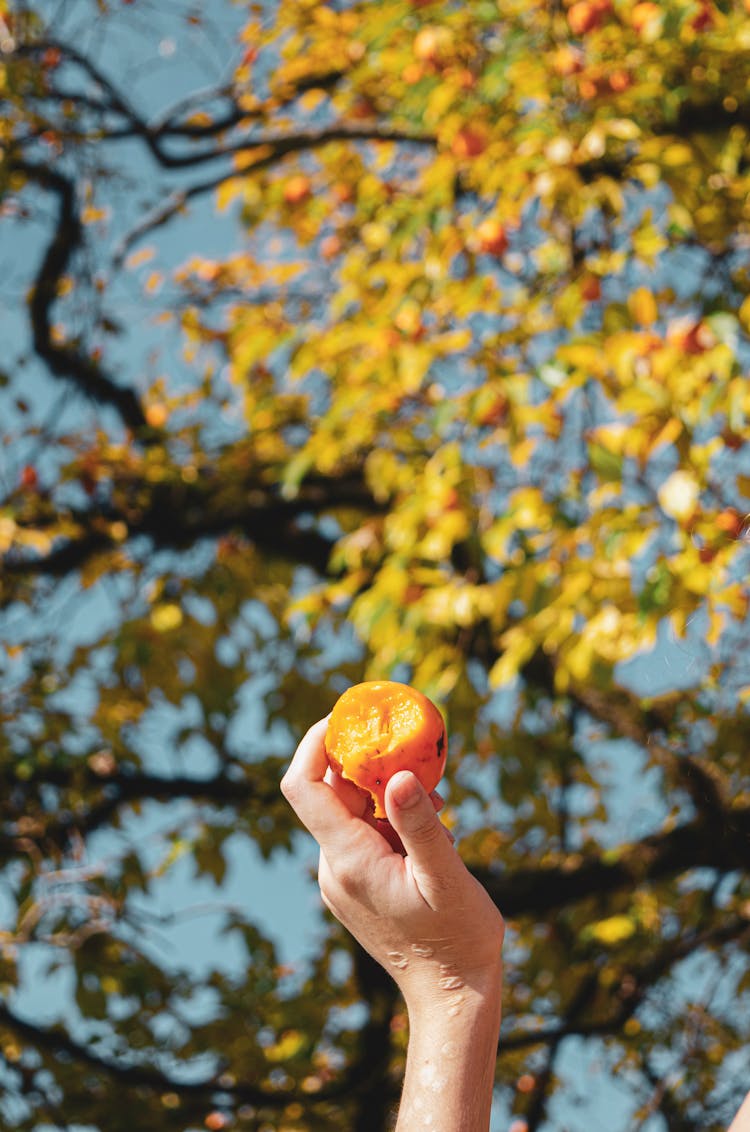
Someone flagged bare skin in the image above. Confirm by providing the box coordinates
[281,718,504,1131]
[281,718,748,1132]
[729,1093,750,1132]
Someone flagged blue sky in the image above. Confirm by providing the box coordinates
[1,3,744,1129]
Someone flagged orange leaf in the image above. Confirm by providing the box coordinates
[125,246,155,270]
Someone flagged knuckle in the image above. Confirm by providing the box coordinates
[333,865,359,897]
[408,814,443,846]
[319,847,349,893]
[279,772,298,802]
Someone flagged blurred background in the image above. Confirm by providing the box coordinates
[1,1,750,1129]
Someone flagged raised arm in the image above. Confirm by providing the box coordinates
[281,718,504,1132]
[729,1092,750,1132]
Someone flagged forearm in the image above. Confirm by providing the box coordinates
[396,981,502,1132]
[729,1092,750,1132]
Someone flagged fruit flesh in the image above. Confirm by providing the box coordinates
[325,681,446,820]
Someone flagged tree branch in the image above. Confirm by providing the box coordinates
[0,998,298,1109]
[1,467,383,597]
[475,802,750,919]
[10,159,150,435]
[501,915,750,1054]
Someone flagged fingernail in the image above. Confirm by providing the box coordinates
[391,771,421,809]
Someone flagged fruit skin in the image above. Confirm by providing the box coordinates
[324,680,447,821]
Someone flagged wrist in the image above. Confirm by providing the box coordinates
[396,971,502,1132]
[403,960,503,1029]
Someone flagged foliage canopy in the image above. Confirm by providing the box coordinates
[1,0,750,1128]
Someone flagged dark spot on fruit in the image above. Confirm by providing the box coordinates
[375,778,382,785]
[436,732,445,757]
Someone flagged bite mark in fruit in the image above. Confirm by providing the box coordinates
[324,680,447,820]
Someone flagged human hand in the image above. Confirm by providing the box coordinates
[280,718,504,1012]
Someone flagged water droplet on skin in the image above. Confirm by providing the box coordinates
[411,944,434,957]
[387,951,409,970]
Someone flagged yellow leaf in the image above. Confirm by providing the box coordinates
[361,222,390,250]
[216,177,244,213]
[563,635,595,683]
[649,418,683,455]
[679,560,715,596]
[489,629,537,687]
[398,345,431,392]
[632,221,667,265]
[438,328,473,353]
[150,603,183,632]
[265,1030,305,1062]
[722,583,749,620]
[82,206,109,224]
[706,607,725,647]
[662,143,693,166]
[589,421,629,454]
[234,143,273,170]
[109,521,128,542]
[509,437,536,469]
[0,515,17,551]
[482,520,512,563]
[154,838,192,877]
[299,89,327,113]
[739,295,750,335]
[628,287,658,327]
[590,914,637,945]
[608,118,641,141]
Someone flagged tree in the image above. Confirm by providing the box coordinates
[1,0,750,1128]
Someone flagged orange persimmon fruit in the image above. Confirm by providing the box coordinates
[324,681,447,820]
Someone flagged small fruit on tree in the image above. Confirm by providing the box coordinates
[715,509,743,539]
[283,175,312,205]
[476,217,508,257]
[690,2,715,31]
[320,234,342,259]
[631,1,662,36]
[19,465,39,490]
[451,124,488,159]
[551,44,585,76]
[567,0,612,35]
[581,274,602,301]
[324,681,447,820]
[681,320,715,354]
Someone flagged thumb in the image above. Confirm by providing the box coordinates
[385,771,460,901]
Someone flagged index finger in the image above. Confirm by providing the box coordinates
[280,718,380,858]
